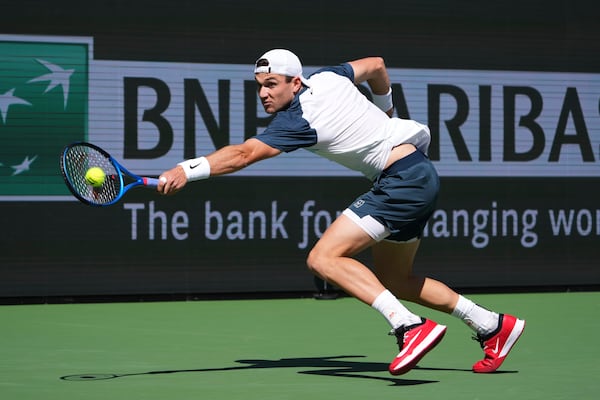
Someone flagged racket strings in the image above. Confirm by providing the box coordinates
[63,145,121,205]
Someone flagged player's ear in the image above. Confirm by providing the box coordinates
[292,76,303,94]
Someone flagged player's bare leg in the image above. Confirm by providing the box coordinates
[372,239,459,313]
[306,213,383,305]
[307,214,447,375]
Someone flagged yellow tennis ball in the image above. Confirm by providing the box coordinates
[85,167,106,187]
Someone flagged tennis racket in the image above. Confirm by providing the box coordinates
[60,141,160,206]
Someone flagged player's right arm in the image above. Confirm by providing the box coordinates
[157,138,281,195]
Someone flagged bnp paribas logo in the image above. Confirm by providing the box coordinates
[0,36,89,197]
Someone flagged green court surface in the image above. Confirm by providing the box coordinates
[1,292,598,400]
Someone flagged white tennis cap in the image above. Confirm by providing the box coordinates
[254,49,310,86]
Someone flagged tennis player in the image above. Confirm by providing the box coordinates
[157,49,525,375]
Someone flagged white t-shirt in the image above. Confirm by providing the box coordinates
[255,63,431,181]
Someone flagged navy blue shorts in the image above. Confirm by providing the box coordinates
[345,150,439,242]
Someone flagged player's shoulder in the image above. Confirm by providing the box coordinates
[309,63,354,82]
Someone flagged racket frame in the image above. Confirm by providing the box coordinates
[60,141,159,207]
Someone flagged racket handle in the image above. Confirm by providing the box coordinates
[143,177,160,187]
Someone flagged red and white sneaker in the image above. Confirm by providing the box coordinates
[388,318,447,375]
[472,314,525,373]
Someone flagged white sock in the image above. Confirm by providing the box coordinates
[451,295,499,336]
[371,289,422,330]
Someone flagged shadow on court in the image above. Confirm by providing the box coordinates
[60,355,453,386]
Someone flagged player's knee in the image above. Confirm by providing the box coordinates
[306,248,329,278]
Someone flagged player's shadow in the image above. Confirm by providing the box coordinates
[60,355,447,386]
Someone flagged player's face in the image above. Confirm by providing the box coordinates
[255,73,301,114]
